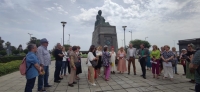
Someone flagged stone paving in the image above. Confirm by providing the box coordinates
[0,58,196,92]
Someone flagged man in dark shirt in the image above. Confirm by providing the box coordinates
[138,44,149,79]
[54,43,64,83]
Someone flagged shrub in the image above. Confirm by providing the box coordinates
[81,54,88,58]
[0,60,21,76]
[0,50,6,56]
[23,49,28,54]
[0,56,24,63]
[13,50,19,55]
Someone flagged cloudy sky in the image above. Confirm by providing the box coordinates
[0,0,200,51]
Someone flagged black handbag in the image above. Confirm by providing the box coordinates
[75,62,81,68]
[90,60,97,68]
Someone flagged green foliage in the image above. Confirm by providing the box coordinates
[0,56,24,63]
[5,41,11,47]
[63,44,71,51]
[0,37,4,51]
[11,46,16,52]
[130,39,151,49]
[23,49,28,54]
[27,37,41,47]
[0,60,21,76]
[13,50,19,55]
[81,54,88,58]
[0,50,6,56]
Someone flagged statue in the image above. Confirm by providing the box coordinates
[94,10,110,29]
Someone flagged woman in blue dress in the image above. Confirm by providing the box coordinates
[146,49,152,70]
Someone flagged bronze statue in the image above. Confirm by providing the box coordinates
[94,10,110,29]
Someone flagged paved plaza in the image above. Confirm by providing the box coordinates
[0,58,196,92]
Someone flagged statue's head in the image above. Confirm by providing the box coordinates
[98,10,102,16]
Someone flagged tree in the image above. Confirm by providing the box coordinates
[27,37,40,47]
[11,46,16,52]
[0,50,6,56]
[5,41,11,48]
[13,50,19,55]
[130,39,151,49]
[0,37,4,51]
[63,44,71,51]
[17,44,23,51]
[23,49,28,54]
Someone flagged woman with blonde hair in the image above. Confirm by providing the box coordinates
[60,47,68,78]
[150,45,160,79]
[95,46,103,76]
[117,47,127,73]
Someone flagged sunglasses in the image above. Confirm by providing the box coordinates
[187,46,191,47]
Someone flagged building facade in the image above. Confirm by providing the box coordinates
[178,38,200,52]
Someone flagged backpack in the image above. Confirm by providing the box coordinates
[19,57,32,76]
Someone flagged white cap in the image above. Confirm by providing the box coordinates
[104,45,108,47]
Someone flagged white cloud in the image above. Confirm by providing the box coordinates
[54,3,58,6]
[73,0,200,50]
[1,0,200,51]
[71,0,76,3]
[123,0,135,4]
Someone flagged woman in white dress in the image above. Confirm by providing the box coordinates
[110,47,116,74]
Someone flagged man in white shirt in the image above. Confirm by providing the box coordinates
[127,43,137,75]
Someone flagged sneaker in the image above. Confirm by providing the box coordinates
[91,83,96,86]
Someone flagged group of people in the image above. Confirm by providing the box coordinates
[24,38,83,92]
[86,43,200,91]
[25,38,52,92]
[24,38,200,92]
[53,43,82,87]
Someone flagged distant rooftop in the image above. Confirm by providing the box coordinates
[179,38,200,42]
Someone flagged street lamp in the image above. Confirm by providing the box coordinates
[61,21,67,46]
[129,30,132,41]
[28,33,33,40]
[121,39,124,47]
[68,34,70,45]
[173,40,175,47]
[122,26,127,48]
[145,37,148,40]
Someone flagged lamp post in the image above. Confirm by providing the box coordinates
[28,33,33,40]
[61,38,62,45]
[145,37,148,41]
[121,39,124,47]
[68,34,70,45]
[129,30,132,41]
[122,26,127,48]
[61,21,67,46]
[173,40,175,47]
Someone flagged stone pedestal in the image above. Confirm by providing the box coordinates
[92,25,118,52]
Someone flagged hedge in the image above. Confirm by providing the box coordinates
[0,60,21,76]
[0,56,25,63]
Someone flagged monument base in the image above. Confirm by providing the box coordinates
[92,25,118,52]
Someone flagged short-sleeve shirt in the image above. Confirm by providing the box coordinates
[162,51,174,62]
[26,52,40,79]
[54,49,63,61]
[186,51,196,62]
[192,50,200,83]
